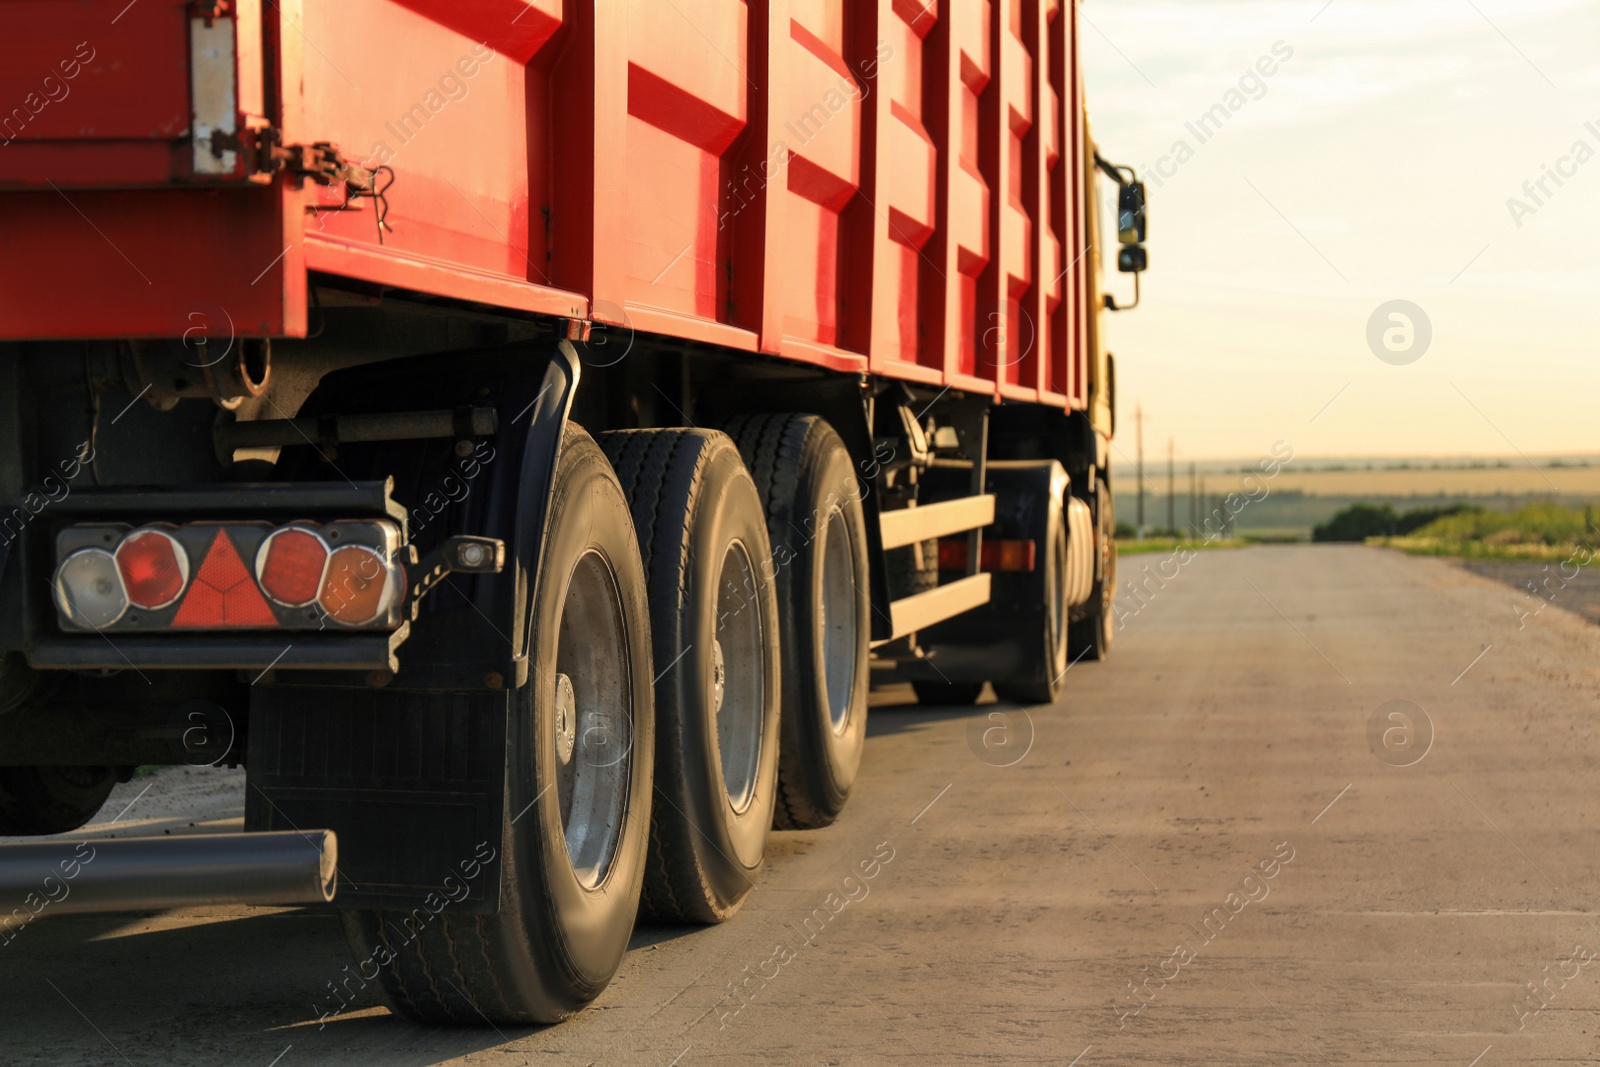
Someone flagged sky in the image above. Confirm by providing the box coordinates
[1081,0,1600,460]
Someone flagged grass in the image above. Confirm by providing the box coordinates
[1116,537,1247,556]
[1377,502,1600,562]
[1378,539,1588,562]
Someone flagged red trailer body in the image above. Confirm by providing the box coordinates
[0,0,1093,407]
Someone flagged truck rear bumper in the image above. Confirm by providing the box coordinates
[28,631,404,673]
[0,830,337,922]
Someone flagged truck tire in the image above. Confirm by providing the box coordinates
[722,414,869,830]
[992,492,1069,707]
[1068,479,1116,661]
[911,681,985,707]
[0,766,119,835]
[343,424,655,1025]
[886,535,938,598]
[600,429,781,923]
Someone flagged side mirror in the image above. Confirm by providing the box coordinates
[1117,245,1147,274]
[1118,181,1147,245]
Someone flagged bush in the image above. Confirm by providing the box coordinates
[1312,503,1398,542]
[1113,521,1136,539]
[1315,502,1493,543]
[1410,502,1594,546]
[1394,503,1477,536]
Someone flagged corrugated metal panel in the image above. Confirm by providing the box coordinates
[0,0,1093,411]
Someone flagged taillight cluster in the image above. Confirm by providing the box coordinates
[53,520,406,633]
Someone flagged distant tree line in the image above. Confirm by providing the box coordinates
[1311,503,1475,542]
[1314,501,1600,545]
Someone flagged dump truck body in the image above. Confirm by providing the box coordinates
[0,0,1140,1025]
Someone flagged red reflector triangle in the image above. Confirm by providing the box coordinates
[172,530,279,628]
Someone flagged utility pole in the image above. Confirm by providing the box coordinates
[1199,476,1207,538]
[1188,461,1197,536]
[1166,438,1175,537]
[1135,405,1144,539]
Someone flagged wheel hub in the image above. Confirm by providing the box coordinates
[554,672,577,766]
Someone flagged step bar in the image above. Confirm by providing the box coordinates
[879,495,995,550]
[876,492,998,643]
[0,830,337,920]
[876,493,996,644]
[877,573,993,645]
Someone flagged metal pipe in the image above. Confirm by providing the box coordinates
[0,830,337,916]
[218,407,498,450]
[110,340,272,412]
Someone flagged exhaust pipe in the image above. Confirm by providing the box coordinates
[0,830,337,917]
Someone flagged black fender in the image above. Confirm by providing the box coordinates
[246,340,581,915]
[276,339,581,690]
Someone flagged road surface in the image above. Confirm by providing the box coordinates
[5,545,1599,1066]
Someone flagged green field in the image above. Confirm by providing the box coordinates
[1112,455,1600,542]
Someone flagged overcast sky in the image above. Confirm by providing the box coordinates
[1081,0,1600,460]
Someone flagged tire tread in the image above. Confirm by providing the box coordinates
[601,428,747,923]
[720,414,858,831]
[343,423,647,1026]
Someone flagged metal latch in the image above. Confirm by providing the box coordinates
[252,128,374,191]
[245,127,394,241]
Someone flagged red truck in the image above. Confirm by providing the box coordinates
[0,0,1146,1024]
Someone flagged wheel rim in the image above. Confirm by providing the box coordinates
[714,540,764,814]
[553,548,632,890]
[819,505,858,734]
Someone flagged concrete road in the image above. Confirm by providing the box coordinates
[5,545,1599,1066]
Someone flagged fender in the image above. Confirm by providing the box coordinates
[284,340,581,689]
[245,341,581,915]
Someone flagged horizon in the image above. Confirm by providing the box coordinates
[1109,449,1600,466]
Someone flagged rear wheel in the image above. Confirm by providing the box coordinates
[886,533,938,598]
[345,424,655,1025]
[1068,478,1116,662]
[993,491,1069,707]
[0,766,118,836]
[601,429,781,923]
[723,414,869,830]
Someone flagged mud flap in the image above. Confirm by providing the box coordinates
[244,685,509,914]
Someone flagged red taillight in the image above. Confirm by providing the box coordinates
[938,538,1038,572]
[256,528,328,607]
[114,528,188,609]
